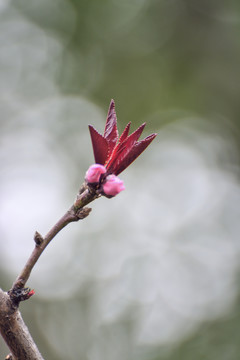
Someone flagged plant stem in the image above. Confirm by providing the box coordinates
[10,206,76,290]
[0,289,44,360]
[10,183,97,292]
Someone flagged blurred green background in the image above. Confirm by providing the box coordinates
[1,0,240,359]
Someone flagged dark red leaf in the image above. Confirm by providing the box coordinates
[112,133,157,175]
[106,123,146,173]
[118,122,131,143]
[121,122,146,151]
[103,99,119,153]
[89,125,109,165]
[88,99,157,177]
[105,122,131,169]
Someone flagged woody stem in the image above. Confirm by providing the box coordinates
[10,183,98,293]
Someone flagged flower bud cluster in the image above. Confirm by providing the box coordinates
[85,164,125,197]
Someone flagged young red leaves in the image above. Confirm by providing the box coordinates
[89,99,157,175]
[87,99,157,197]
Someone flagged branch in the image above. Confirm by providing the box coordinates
[0,99,157,359]
[0,289,44,360]
[0,183,97,359]
[10,182,96,292]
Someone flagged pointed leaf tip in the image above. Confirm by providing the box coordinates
[106,123,147,174]
[119,122,131,143]
[88,125,109,165]
[104,99,119,153]
[112,132,157,175]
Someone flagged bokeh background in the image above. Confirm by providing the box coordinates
[1,0,240,359]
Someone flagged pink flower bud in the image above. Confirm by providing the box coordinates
[103,175,125,196]
[85,164,106,183]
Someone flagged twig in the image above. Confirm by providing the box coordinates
[0,99,157,359]
[0,183,97,359]
[10,183,96,293]
[0,289,44,360]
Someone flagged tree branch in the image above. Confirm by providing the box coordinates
[0,289,44,360]
[0,99,156,359]
[0,182,98,359]
[10,182,96,292]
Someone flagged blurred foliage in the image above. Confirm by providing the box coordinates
[12,0,240,129]
[1,0,240,359]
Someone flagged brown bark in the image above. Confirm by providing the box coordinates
[0,289,44,360]
[0,183,97,357]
